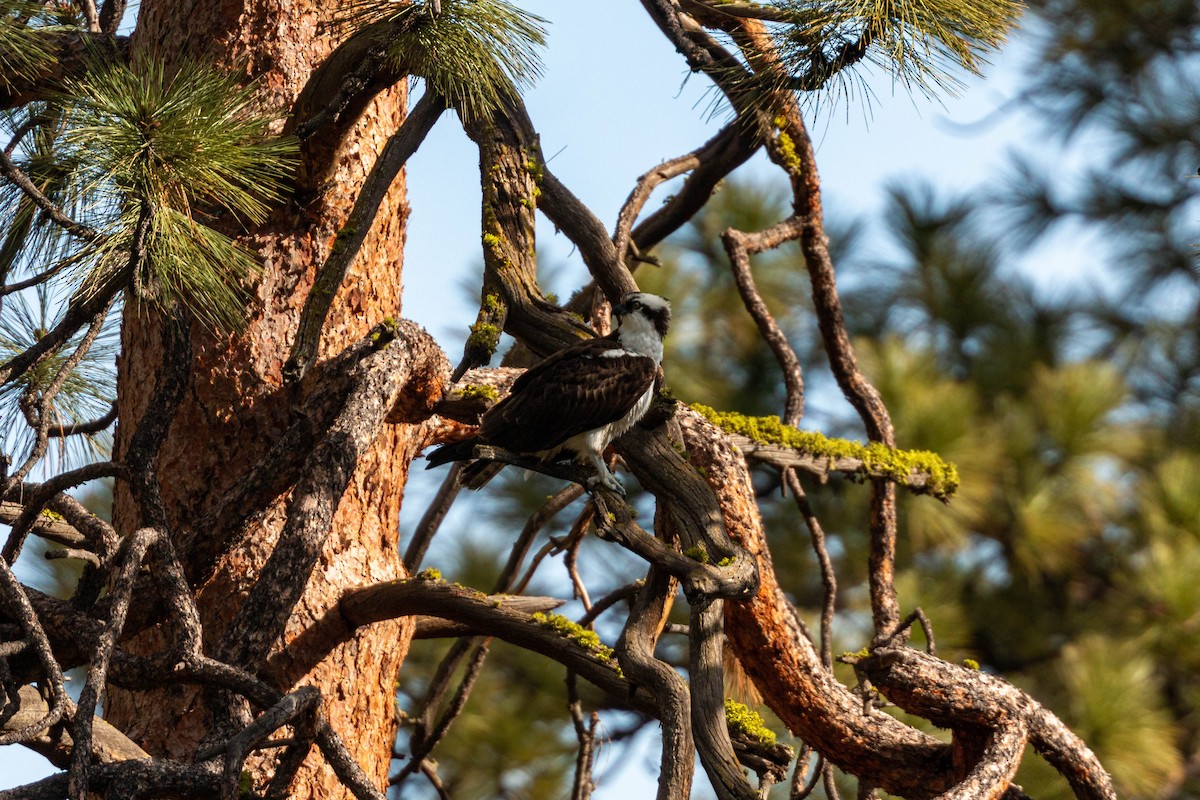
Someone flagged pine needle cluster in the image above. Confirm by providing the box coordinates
[0,285,116,466]
[53,53,296,330]
[342,0,546,122]
[729,0,1021,101]
[0,0,61,91]
[0,105,81,282]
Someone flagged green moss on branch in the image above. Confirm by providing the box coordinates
[691,404,959,499]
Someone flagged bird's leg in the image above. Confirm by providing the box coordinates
[583,451,625,496]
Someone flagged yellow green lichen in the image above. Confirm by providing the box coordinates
[724,699,777,745]
[772,116,803,172]
[459,384,499,401]
[684,545,710,564]
[523,155,544,184]
[482,233,501,248]
[417,568,442,581]
[467,322,501,353]
[482,293,504,314]
[716,556,735,568]
[532,612,615,661]
[963,658,980,670]
[40,508,64,521]
[690,404,959,500]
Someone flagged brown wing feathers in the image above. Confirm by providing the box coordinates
[481,343,656,452]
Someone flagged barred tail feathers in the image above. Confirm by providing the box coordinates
[461,460,504,489]
[424,437,480,469]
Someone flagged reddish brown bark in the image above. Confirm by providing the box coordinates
[104,1,414,796]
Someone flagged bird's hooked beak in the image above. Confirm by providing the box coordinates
[612,300,629,318]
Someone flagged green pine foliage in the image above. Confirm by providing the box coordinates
[0,285,116,466]
[341,0,545,123]
[0,0,60,91]
[53,53,296,330]
[734,0,1020,99]
[0,103,81,281]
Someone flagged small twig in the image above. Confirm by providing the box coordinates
[577,580,641,628]
[789,748,821,800]
[43,547,100,567]
[47,404,117,438]
[785,470,836,668]
[877,607,936,655]
[213,687,321,800]
[394,638,491,790]
[613,122,743,265]
[68,527,156,799]
[403,462,464,572]
[564,505,594,610]
[1,461,126,564]
[567,672,600,800]
[513,533,566,596]
[722,225,805,424]
[3,113,43,157]
[0,261,70,297]
[416,759,451,800]
[0,558,66,746]
[492,482,583,593]
[7,298,114,490]
[0,275,121,389]
[0,147,99,243]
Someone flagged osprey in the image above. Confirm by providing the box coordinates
[426,292,671,494]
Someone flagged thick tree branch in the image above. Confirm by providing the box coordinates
[284,90,447,382]
[219,321,447,667]
[1,685,149,768]
[690,596,758,800]
[679,410,958,797]
[858,647,1116,800]
[184,319,447,587]
[67,527,155,799]
[290,17,414,194]
[616,566,692,800]
[335,577,658,717]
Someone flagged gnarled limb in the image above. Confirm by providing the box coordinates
[616,565,692,800]
[679,409,958,798]
[858,647,1115,800]
[219,321,446,667]
[284,91,447,383]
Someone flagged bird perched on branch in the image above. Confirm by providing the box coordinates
[426,292,671,494]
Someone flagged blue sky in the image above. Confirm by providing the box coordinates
[2,2,1064,794]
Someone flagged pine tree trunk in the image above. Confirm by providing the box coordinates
[104,1,413,796]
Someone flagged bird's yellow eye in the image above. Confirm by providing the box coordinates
[630,300,641,310]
